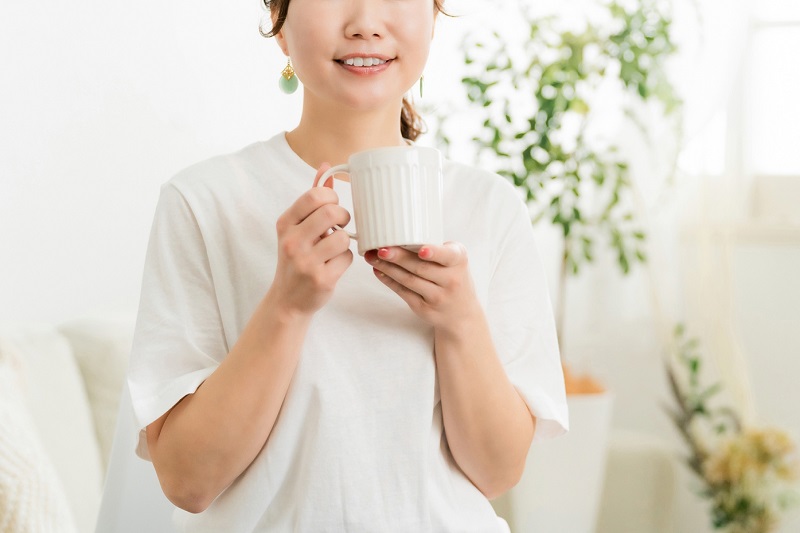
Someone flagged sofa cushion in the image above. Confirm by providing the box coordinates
[0,338,78,532]
[0,324,103,533]
[58,318,133,474]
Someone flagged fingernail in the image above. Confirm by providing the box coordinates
[378,248,390,259]
[419,247,432,259]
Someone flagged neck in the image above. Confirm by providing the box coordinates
[286,95,408,169]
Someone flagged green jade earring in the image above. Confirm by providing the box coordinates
[279,59,299,94]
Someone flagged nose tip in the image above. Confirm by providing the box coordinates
[350,31,382,39]
[344,5,384,39]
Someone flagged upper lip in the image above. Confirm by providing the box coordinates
[335,53,394,61]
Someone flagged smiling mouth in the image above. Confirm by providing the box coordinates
[336,57,393,67]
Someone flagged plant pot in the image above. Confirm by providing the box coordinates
[492,391,614,533]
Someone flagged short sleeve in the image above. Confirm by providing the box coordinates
[487,197,569,441]
[127,182,227,460]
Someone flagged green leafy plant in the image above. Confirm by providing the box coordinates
[666,325,800,532]
[435,0,681,350]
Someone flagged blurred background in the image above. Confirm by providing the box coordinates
[1,0,798,532]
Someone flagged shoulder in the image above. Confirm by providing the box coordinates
[443,159,527,219]
[440,159,534,272]
[151,133,302,237]
[158,133,299,215]
[166,140,271,199]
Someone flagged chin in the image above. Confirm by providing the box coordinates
[335,90,407,113]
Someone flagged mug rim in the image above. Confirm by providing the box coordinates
[349,145,441,165]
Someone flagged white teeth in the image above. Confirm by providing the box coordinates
[342,57,387,67]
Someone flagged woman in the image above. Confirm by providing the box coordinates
[127,0,568,530]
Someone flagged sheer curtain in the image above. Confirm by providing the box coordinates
[642,0,756,423]
[629,2,763,530]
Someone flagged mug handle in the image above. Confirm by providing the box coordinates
[316,164,357,240]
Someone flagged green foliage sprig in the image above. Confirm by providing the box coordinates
[438,0,680,276]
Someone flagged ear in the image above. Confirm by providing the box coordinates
[270,9,290,56]
[274,32,289,56]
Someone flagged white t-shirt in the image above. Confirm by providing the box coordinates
[127,132,568,532]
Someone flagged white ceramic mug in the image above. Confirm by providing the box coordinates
[317,145,444,256]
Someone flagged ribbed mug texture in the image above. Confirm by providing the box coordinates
[349,148,443,255]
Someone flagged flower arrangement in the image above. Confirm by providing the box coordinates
[666,325,800,532]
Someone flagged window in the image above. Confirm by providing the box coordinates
[744,0,800,177]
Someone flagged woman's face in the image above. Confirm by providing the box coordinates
[274,0,436,112]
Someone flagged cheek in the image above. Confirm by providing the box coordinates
[280,4,330,63]
[396,14,434,51]
[283,29,327,75]
[400,25,434,67]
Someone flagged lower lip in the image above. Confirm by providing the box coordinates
[336,60,393,76]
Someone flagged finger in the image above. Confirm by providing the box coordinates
[372,267,426,309]
[370,252,439,297]
[417,242,467,268]
[313,226,353,262]
[280,187,340,228]
[374,246,445,285]
[300,202,352,241]
[376,246,416,263]
[326,247,354,273]
[312,162,333,188]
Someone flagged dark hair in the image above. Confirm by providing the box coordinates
[261,0,447,142]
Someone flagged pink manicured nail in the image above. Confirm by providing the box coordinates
[419,247,432,259]
[378,247,390,258]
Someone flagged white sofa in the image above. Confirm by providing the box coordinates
[0,319,675,533]
[0,318,173,533]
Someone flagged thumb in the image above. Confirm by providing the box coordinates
[312,162,333,188]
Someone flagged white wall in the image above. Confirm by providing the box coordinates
[1,0,299,324]
[2,0,798,531]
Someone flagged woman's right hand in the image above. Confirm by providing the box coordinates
[267,163,353,317]
[146,164,351,513]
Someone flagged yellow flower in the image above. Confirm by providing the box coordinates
[702,428,800,487]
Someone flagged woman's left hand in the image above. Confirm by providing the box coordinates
[364,242,481,332]
[368,242,535,497]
